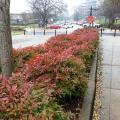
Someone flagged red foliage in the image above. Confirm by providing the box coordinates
[0,28,99,119]
[24,28,99,83]
[0,74,31,113]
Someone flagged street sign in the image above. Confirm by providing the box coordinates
[87,16,94,23]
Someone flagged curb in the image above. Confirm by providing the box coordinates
[81,50,98,120]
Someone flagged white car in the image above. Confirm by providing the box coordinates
[62,23,74,29]
[93,23,101,28]
[83,23,101,28]
[83,23,90,27]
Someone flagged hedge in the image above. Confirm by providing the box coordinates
[0,28,99,119]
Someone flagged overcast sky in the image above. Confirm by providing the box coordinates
[10,0,86,14]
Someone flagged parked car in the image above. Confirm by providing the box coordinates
[49,25,62,29]
[62,23,74,29]
[94,23,101,28]
[83,22,101,28]
[83,23,90,27]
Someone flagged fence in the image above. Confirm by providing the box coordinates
[23,28,69,37]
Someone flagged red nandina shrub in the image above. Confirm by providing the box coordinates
[0,74,68,119]
[24,28,99,101]
[13,45,46,71]
[0,74,32,119]
[0,28,99,119]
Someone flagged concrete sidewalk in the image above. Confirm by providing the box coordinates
[100,30,120,120]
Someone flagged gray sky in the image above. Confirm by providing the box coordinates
[10,0,86,13]
[10,0,30,13]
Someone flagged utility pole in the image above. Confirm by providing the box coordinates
[90,6,93,16]
[89,6,97,27]
[90,6,97,16]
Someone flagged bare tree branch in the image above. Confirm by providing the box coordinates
[28,0,67,27]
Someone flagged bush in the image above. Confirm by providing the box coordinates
[0,28,99,119]
[13,45,46,71]
[0,75,68,119]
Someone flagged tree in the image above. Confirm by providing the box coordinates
[21,12,34,25]
[100,0,120,25]
[0,0,14,77]
[29,0,66,28]
[21,12,30,25]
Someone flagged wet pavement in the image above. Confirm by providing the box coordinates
[12,35,53,49]
[12,27,82,49]
[100,30,120,120]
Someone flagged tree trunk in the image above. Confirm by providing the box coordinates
[0,0,14,77]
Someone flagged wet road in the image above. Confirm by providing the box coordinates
[12,26,82,49]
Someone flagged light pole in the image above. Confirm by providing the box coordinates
[34,20,35,35]
[34,24,35,35]
[89,6,98,27]
[90,6,97,16]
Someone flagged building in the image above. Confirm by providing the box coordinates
[79,0,99,20]
[10,14,23,24]
[86,0,99,16]
[78,4,89,19]
[87,0,98,9]
[10,13,35,25]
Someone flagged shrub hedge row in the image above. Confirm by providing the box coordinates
[0,28,99,119]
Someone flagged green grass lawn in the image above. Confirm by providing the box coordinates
[11,30,24,36]
[95,19,106,25]
[11,23,39,29]
[11,23,38,36]
[27,23,39,28]
[114,20,120,24]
